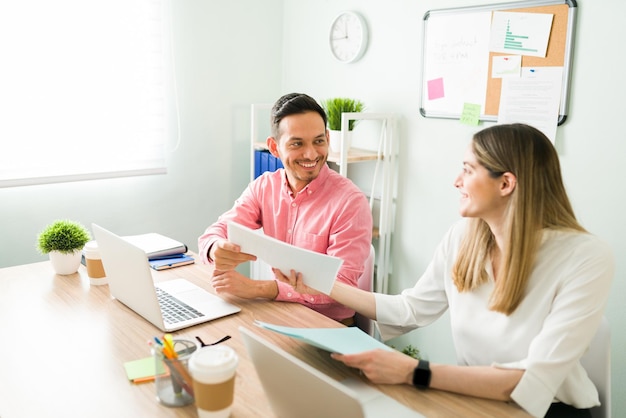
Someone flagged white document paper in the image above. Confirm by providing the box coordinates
[489,11,553,58]
[491,55,522,78]
[227,222,342,295]
[497,66,563,143]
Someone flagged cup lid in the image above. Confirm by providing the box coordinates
[83,240,101,258]
[84,240,99,250]
[189,346,238,382]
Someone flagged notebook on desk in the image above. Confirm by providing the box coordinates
[93,224,240,332]
[239,326,423,418]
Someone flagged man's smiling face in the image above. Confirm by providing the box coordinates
[269,111,329,194]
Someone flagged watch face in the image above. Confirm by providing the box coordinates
[329,11,368,63]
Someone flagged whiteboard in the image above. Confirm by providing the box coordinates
[419,0,577,125]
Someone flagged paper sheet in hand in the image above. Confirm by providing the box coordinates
[255,320,392,355]
[227,222,342,295]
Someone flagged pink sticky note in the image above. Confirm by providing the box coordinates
[427,77,445,100]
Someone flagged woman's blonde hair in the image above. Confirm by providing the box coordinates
[452,124,585,314]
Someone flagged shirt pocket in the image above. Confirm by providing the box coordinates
[295,231,329,254]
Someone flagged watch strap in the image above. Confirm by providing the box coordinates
[412,360,431,389]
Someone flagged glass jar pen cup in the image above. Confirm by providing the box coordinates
[152,337,198,407]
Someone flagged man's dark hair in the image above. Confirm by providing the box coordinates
[270,93,327,139]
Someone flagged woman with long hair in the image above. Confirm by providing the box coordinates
[278,124,614,417]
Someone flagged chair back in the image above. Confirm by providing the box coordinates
[355,245,376,337]
[580,316,611,418]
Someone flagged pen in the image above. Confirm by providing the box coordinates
[133,375,156,384]
[163,334,177,359]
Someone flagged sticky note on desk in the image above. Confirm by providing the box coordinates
[124,356,160,383]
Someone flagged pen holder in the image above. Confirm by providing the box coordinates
[152,339,197,407]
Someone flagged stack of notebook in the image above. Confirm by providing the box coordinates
[119,232,194,271]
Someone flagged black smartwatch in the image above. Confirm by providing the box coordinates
[412,360,431,389]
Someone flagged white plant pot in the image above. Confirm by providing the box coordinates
[329,130,353,153]
[49,250,82,275]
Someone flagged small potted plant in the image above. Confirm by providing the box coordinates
[37,219,91,275]
[321,97,365,152]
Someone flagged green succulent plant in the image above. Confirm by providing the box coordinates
[401,344,421,359]
[390,343,421,359]
[321,97,365,131]
[37,219,91,254]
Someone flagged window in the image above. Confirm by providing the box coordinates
[0,0,170,187]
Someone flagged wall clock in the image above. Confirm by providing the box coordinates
[329,11,369,63]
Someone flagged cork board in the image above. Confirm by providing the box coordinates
[419,0,577,125]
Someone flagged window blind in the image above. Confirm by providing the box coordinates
[0,0,169,187]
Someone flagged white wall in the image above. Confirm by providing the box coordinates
[2,0,624,414]
[280,0,626,414]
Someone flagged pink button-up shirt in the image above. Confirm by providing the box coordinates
[198,164,372,321]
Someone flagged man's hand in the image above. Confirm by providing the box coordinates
[211,269,278,299]
[211,239,257,271]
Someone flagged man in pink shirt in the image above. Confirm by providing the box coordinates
[198,93,372,325]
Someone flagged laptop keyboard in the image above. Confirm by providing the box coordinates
[156,287,205,324]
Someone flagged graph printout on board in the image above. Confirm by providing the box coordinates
[488,11,553,58]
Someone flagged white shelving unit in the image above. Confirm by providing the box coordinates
[249,104,398,294]
[250,103,273,182]
[333,112,397,294]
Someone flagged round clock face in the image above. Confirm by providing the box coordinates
[329,11,368,63]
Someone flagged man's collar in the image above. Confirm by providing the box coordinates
[282,164,330,196]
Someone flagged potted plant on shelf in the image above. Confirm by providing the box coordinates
[321,97,365,153]
[37,219,91,275]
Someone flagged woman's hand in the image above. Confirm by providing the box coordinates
[331,349,418,385]
[272,268,322,295]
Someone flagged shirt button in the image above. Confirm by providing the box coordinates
[292,203,297,207]
[287,292,293,298]
[288,229,292,234]
[310,297,315,302]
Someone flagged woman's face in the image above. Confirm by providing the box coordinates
[454,145,509,222]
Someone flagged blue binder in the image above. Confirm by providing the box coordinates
[254,150,283,179]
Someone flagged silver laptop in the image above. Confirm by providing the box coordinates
[239,326,423,418]
[93,223,240,332]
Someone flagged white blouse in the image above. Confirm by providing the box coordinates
[375,219,614,417]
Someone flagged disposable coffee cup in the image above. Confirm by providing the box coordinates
[83,240,107,285]
[188,345,238,418]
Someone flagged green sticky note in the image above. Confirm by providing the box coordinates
[460,103,481,126]
[124,356,161,381]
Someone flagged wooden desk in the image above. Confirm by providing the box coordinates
[0,260,529,418]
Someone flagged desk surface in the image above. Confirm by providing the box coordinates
[0,260,529,418]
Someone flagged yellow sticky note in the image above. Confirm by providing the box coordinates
[460,103,481,126]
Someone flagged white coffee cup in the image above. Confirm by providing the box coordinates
[83,240,107,285]
[188,345,239,418]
